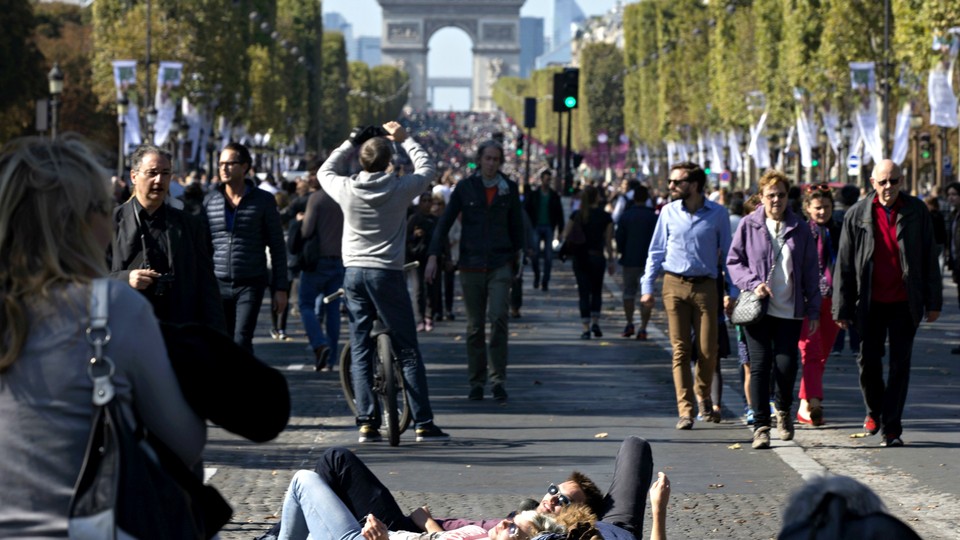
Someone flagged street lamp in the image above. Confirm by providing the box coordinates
[840,121,854,184]
[177,119,190,174]
[145,106,158,144]
[48,63,64,139]
[206,131,216,180]
[117,94,129,179]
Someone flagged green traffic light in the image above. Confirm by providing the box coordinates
[922,151,931,159]
[564,96,577,108]
[467,162,477,169]
[704,168,712,175]
[811,159,819,167]
[516,148,523,156]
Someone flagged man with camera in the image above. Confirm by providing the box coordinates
[319,121,449,443]
[108,144,226,332]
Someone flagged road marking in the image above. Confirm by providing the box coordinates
[286,363,307,371]
[204,467,217,482]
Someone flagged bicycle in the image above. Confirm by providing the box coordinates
[323,268,414,446]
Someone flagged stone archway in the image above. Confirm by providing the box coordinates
[377,0,523,112]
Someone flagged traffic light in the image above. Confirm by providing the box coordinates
[920,133,932,160]
[811,148,820,168]
[516,133,525,156]
[552,68,580,112]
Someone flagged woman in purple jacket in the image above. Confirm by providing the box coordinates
[726,170,821,450]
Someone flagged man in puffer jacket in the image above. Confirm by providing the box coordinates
[204,142,288,353]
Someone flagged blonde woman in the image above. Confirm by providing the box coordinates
[0,137,205,535]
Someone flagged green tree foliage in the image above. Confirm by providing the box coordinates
[369,65,410,121]
[709,1,755,130]
[753,0,790,128]
[579,42,624,149]
[0,0,46,143]
[320,31,350,150]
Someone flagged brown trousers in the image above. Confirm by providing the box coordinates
[662,273,719,418]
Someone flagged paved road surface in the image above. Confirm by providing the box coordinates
[205,263,960,540]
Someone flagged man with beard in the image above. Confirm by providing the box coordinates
[640,162,733,430]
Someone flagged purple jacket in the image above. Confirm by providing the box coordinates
[726,206,821,320]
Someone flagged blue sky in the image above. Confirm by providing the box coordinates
[323,0,624,110]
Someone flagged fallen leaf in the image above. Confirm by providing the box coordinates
[727,443,742,450]
[454,335,462,341]
[849,433,867,438]
[272,470,278,476]
[594,432,609,438]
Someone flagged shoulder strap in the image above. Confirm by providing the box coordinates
[88,279,115,406]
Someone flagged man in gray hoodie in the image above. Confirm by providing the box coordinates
[319,121,449,443]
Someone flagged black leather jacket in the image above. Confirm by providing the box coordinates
[204,179,289,290]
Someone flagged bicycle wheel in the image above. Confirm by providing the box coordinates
[377,334,401,446]
[338,343,359,417]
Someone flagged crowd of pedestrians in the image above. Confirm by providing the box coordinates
[0,111,949,538]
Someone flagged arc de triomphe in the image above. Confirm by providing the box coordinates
[377,0,523,111]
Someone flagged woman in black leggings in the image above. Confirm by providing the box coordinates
[562,185,615,339]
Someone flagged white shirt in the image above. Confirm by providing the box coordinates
[765,218,797,319]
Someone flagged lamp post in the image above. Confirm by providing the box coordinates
[739,130,750,192]
[818,129,828,184]
[145,106,158,144]
[840,121,854,184]
[177,119,189,174]
[117,95,129,179]
[909,113,923,195]
[597,132,610,184]
[206,131,216,180]
[937,126,948,194]
[48,63,64,139]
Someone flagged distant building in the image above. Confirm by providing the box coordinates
[356,36,382,67]
[324,12,357,60]
[536,0,585,68]
[519,17,545,79]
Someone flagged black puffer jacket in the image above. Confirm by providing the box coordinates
[204,179,289,289]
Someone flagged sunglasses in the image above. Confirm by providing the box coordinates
[507,522,523,538]
[805,183,832,194]
[874,177,901,187]
[547,484,572,507]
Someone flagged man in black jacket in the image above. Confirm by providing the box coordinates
[204,142,288,352]
[108,144,226,332]
[523,170,564,291]
[425,140,524,401]
[833,159,942,447]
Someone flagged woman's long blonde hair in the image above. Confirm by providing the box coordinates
[0,136,112,371]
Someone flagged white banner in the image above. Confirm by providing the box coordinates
[891,103,912,165]
[777,126,795,170]
[678,138,690,163]
[748,112,769,170]
[929,62,958,128]
[696,134,706,168]
[796,109,816,168]
[726,130,743,172]
[709,132,724,171]
[855,98,884,164]
[112,60,142,152]
[153,61,183,146]
[850,61,877,93]
[821,110,841,154]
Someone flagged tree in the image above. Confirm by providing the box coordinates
[579,42,624,150]
[320,31,349,150]
[0,0,46,143]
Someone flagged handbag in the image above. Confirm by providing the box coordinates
[730,226,787,326]
[559,218,587,261]
[68,279,230,540]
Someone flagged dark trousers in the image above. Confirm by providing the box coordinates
[857,301,917,438]
[442,266,456,314]
[743,315,803,429]
[573,254,606,320]
[600,436,654,537]
[219,279,266,354]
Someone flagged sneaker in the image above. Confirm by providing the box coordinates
[636,330,648,341]
[415,423,450,442]
[698,400,720,423]
[880,436,904,447]
[533,277,540,289]
[621,323,635,338]
[752,426,771,449]
[676,416,694,430]
[541,283,549,292]
[744,408,756,426]
[468,386,483,400]
[270,329,281,340]
[863,415,880,435]
[277,331,290,341]
[358,425,382,443]
[776,410,794,441]
[314,345,330,371]
[591,323,603,337]
[492,384,508,401]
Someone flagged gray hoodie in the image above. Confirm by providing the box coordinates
[319,138,436,270]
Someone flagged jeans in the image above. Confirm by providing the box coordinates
[743,315,803,429]
[342,267,434,429]
[460,264,512,389]
[600,436,654,537]
[299,259,345,352]
[532,225,554,286]
[661,274,719,418]
[278,470,367,540]
[573,254,606,321]
[219,278,266,353]
[857,301,917,438]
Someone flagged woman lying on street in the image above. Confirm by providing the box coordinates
[276,468,566,540]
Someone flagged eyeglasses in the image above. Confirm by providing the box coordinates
[137,169,172,179]
[219,161,244,169]
[874,176,901,187]
[547,484,572,507]
[764,192,787,200]
[805,183,832,194]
